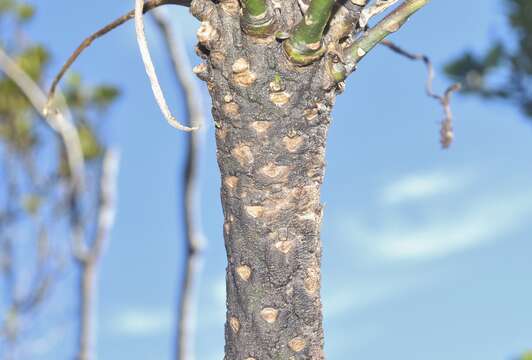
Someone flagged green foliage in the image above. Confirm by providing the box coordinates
[445,43,505,94]
[16,45,49,81]
[0,45,49,113]
[78,122,103,160]
[0,0,34,22]
[0,0,119,177]
[0,116,38,151]
[0,1,121,354]
[0,45,48,152]
[520,351,532,360]
[0,0,15,13]
[63,73,120,115]
[91,85,120,109]
[445,0,532,117]
[15,3,34,22]
[22,194,42,215]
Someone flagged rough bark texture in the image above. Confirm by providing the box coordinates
[190,0,349,358]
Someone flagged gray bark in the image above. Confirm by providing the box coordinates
[191,0,345,357]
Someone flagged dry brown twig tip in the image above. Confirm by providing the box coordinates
[381,39,462,149]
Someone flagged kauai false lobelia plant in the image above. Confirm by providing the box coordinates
[47,0,459,358]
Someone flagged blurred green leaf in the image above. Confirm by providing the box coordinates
[22,194,41,215]
[445,0,532,118]
[0,0,15,13]
[16,45,49,81]
[484,43,504,68]
[91,85,120,110]
[64,73,86,109]
[0,116,38,151]
[78,122,103,160]
[15,3,34,22]
[520,351,532,360]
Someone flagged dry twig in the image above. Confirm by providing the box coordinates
[381,39,462,148]
[151,11,205,360]
[135,0,197,131]
[47,0,191,100]
[75,150,120,360]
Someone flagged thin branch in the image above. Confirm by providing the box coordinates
[47,0,191,100]
[344,0,430,71]
[17,227,55,314]
[75,259,94,360]
[89,150,120,263]
[135,0,197,132]
[1,222,59,357]
[151,11,205,360]
[381,39,461,148]
[75,150,120,360]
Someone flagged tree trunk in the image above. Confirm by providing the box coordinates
[215,72,330,360]
[191,1,338,357]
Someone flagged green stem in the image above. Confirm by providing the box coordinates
[241,0,267,17]
[284,0,336,65]
[345,0,430,69]
[240,0,274,37]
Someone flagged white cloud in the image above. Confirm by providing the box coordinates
[324,281,416,319]
[111,308,172,336]
[322,170,532,336]
[344,190,532,262]
[379,170,470,206]
[379,193,532,261]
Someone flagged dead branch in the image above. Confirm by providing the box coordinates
[151,11,205,360]
[135,0,197,131]
[48,0,191,100]
[75,150,120,360]
[381,39,462,148]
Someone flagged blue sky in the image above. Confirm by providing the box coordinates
[22,0,532,359]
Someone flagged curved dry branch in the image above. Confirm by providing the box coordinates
[135,0,197,132]
[151,11,205,360]
[381,39,461,148]
[47,0,191,100]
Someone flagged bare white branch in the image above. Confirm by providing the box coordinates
[90,150,120,263]
[151,11,205,360]
[134,0,198,132]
